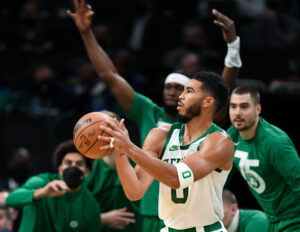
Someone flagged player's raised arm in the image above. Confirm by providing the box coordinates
[67,0,134,112]
[212,9,241,91]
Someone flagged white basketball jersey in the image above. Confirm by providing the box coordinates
[159,123,230,230]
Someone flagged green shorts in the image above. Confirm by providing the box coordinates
[269,217,300,232]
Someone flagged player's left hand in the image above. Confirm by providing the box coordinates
[212,9,236,43]
[98,118,132,153]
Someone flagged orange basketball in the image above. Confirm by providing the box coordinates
[73,112,113,159]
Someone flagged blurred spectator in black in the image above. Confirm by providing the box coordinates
[0,148,33,232]
[0,147,33,191]
[16,0,53,55]
[93,24,116,56]
[178,52,201,75]
[163,21,208,72]
[68,61,107,115]
[21,63,75,116]
[129,0,168,77]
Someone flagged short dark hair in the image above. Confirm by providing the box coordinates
[222,189,238,205]
[232,86,261,105]
[191,70,229,113]
[53,140,93,170]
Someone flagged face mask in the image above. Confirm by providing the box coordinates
[62,166,84,189]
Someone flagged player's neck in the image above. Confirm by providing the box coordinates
[183,117,212,145]
[239,117,259,140]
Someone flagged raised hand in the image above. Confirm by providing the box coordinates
[212,9,236,43]
[67,0,94,33]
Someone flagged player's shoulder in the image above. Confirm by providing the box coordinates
[150,124,172,137]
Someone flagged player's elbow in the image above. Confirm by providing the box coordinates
[125,190,144,201]
[169,180,180,189]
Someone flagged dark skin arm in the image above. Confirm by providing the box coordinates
[67,0,134,113]
[212,8,240,91]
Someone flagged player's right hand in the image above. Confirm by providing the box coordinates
[42,180,68,197]
[67,0,94,33]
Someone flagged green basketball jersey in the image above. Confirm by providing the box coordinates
[6,173,101,232]
[227,117,300,222]
[128,92,176,217]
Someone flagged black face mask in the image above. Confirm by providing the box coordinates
[62,167,84,189]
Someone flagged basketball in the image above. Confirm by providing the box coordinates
[73,112,113,159]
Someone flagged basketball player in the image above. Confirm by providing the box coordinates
[227,86,300,231]
[5,140,101,232]
[68,1,241,230]
[98,71,234,231]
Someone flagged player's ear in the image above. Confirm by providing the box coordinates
[256,104,261,115]
[203,96,214,109]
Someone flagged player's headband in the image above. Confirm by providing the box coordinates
[164,73,190,86]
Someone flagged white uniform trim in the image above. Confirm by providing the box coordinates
[174,162,194,189]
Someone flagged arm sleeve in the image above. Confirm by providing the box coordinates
[269,136,300,191]
[5,174,49,208]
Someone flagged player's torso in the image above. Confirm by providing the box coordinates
[159,123,229,229]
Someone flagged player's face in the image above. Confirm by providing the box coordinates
[222,201,235,228]
[0,209,9,230]
[58,153,89,176]
[229,93,260,131]
[177,79,205,122]
[163,83,184,107]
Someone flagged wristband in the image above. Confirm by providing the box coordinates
[174,162,194,189]
[225,36,242,68]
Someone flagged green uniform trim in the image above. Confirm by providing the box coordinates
[168,221,223,232]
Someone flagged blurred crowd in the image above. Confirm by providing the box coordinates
[0,0,300,117]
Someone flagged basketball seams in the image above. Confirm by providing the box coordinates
[74,120,111,155]
[74,119,107,145]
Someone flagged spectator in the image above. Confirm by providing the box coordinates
[222,189,269,232]
[4,140,101,232]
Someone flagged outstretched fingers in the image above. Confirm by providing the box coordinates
[73,0,79,10]
[79,0,86,9]
[66,10,75,19]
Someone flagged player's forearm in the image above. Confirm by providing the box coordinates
[80,29,134,112]
[125,144,180,189]
[114,152,147,200]
[222,67,239,91]
[80,29,118,82]
[5,188,36,208]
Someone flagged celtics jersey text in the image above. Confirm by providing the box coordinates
[159,122,230,229]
